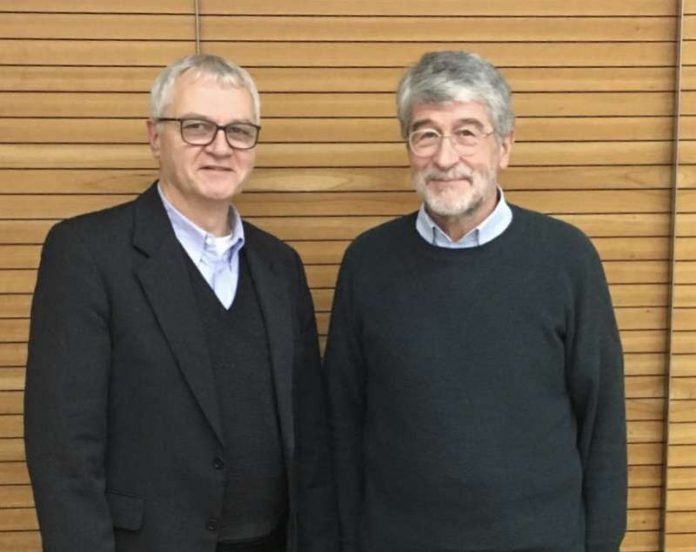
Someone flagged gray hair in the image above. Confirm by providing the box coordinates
[149,54,261,123]
[396,51,514,140]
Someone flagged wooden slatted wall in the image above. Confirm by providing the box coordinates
[666,1,696,550]
[0,1,688,550]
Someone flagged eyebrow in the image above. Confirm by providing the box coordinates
[410,118,487,132]
[177,113,255,124]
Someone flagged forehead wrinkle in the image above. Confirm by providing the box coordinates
[411,116,487,132]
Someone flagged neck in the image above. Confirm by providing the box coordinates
[160,183,231,236]
[427,186,500,242]
[426,210,481,242]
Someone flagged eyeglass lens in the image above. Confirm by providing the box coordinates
[181,119,259,149]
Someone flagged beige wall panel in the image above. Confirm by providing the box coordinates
[0,14,194,39]
[1,0,676,16]
[666,468,696,493]
[666,509,696,532]
[0,91,675,118]
[0,66,675,93]
[0,190,673,219]
[673,354,696,376]
[0,1,679,550]
[0,509,37,531]
[1,0,191,12]
[0,532,39,552]
[0,116,675,144]
[0,166,674,194]
[670,444,696,464]
[195,0,677,16]
[0,212,670,250]
[0,297,30,319]
[663,534,696,551]
[0,486,33,508]
[0,368,23,388]
[0,40,674,67]
[0,14,676,42]
[0,141,674,169]
[0,393,22,415]
[630,464,666,485]
[630,443,665,465]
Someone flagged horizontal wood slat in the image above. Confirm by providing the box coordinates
[0,0,677,17]
[0,166,673,194]
[0,191,672,220]
[0,15,677,42]
[0,66,676,93]
[0,1,683,548]
[0,117,676,144]
[0,41,676,68]
[0,91,676,118]
[0,142,675,169]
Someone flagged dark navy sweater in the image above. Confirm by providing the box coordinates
[325,206,627,552]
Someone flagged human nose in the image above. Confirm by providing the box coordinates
[207,127,233,154]
[432,135,461,168]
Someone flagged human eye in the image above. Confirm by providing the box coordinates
[412,129,440,145]
[182,119,214,134]
[454,126,478,138]
[453,126,482,145]
[226,123,258,146]
[227,124,255,139]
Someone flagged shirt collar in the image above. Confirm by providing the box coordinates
[157,184,245,264]
[415,188,513,249]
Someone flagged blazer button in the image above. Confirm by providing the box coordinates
[213,457,225,470]
[206,517,219,531]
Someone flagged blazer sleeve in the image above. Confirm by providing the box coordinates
[565,242,627,552]
[24,221,116,552]
[291,249,339,552]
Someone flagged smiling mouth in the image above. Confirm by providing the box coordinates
[428,176,472,185]
[201,166,233,172]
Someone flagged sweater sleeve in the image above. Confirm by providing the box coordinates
[564,241,627,552]
[323,249,367,552]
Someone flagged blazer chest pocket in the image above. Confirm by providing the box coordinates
[106,491,144,531]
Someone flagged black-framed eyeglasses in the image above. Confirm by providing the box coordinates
[157,118,261,150]
[408,126,495,158]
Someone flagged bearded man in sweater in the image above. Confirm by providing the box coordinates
[324,51,627,552]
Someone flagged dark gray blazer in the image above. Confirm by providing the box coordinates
[24,183,337,552]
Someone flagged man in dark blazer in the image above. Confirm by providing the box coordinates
[24,54,336,552]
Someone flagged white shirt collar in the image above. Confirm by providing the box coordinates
[157,184,245,264]
[415,188,513,249]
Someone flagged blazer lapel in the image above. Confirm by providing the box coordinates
[131,184,225,445]
[244,233,296,456]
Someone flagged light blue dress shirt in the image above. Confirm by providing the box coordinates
[158,186,245,309]
[415,188,513,248]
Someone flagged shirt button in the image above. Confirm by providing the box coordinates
[206,517,219,531]
[213,457,224,470]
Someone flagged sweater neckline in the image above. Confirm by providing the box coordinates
[405,207,521,260]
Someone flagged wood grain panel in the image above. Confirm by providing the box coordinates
[0,1,681,549]
[0,141,674,169]
[0,14,676,42]
[0,166,673,194]
[0,0,677,16]
[0,91,676,118]
[0,66,675,93]
[0,191,672,219]
[0,40,675,68]
[0,116,675,144]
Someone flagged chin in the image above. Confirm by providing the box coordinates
[422,190,482,219]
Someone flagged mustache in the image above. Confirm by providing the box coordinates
[419,167,473,183]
